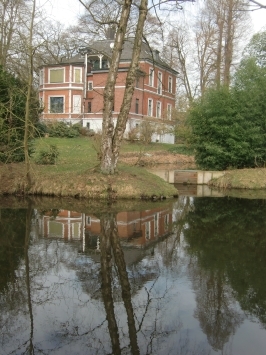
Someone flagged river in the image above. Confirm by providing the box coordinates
[1,194,266,355]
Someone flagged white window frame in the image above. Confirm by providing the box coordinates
[73,95,81,113]
[157,71,162,94]
[154,213,159,236]
[156,101,161,118]
[135,98,139,114]
[164,214,169,230]
[167,104,172,120]
[88,81,93,91]
[74,67,82,83]
[145,221,151,240]
[49,67,65,83]
[149,68,154,86]
[39,69,44,85]
[148,98,153,116]
[49,96,64,113]
[168,76,172,93]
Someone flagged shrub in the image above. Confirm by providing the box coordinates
[47,121,79,138]
[35,144,59,165]
[189,85,266,170]
[127,127,139,142]
[139,121,156,144]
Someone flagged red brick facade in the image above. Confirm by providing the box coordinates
[39,39,177,143]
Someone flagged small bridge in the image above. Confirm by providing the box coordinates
[151,169,225,185]
[150,169,225,197]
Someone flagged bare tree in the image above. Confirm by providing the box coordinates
[249,0,266,9]
[79,0,195,174]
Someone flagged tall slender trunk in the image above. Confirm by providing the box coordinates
[24,202,34,354]
[100,0,148,174]
[100,0,133,174]
[223,0,233,87]
[100,215,121,354]
[24,0,36,187]
[110,220,140,355]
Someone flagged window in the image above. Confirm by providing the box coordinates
[149,68,154,86]
[50,97,64,113]
[154,213,159,236]
[148,99,153,116]
[87,216,91,225]
[167,104,172,120]
[136,76,139,88]
[164,214,169,231]
[156,101,161,118]
[135,98,139,114]
[87,122,90,129]
[88,81,93,91]
[74,68,82,83]
[39,70,44,85]
[72,223,81,239]
[88,102,92,113]
[157,72,162,94]
[49,68,64,83]
[73,95,81,113]
[168,76,172,93]
[145,222,151,240]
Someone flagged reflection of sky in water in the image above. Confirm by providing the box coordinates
[1,198,266,355]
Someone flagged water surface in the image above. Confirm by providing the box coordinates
[1,196,266,354]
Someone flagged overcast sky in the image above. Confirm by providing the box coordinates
[39,0,266,34]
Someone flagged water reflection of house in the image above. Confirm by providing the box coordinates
[38,206,172,249]
[39,210,84,240]
[86,208,172,249]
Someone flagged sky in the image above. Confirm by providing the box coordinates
[39,0,266,34]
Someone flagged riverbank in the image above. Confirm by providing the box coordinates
[0,139,178,199]
[209,167,266,190]
[0,161,179,200]
[1,137,266,199]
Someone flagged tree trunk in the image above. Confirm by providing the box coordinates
[24,0,36,188]
[223,0,234,87]
[100,0,132,174]
[100,0,148,174]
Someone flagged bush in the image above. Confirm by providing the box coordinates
[47,121,79,138]
[139,121,156,144]
[35,144,59,165]
[189,84,266,170]
[35,121,48,137]
[127,127,139,142]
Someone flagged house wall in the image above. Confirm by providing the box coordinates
[39,56,176,143]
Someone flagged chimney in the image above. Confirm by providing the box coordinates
[153,49,160,61]
[106,26,116,40]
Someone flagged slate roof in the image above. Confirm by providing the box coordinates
[83,38,178,74]
[55,38,177,74]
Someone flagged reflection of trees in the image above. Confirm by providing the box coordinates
[0,209,26,292]
[25,203,34,354]
[100,213,140,354]
[1,200,218,355]
[183,197,266,350]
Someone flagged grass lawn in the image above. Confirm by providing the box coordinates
[0,137,178,199]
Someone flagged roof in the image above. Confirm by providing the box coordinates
[46,38,177,74]
[83,38,178,74]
